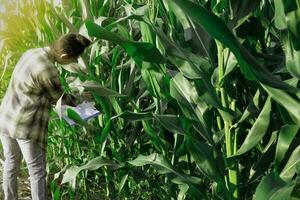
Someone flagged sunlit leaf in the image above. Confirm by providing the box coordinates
[62,157,120,184]
[172,0,295,91]
[81,81,127,97]
[274,0,287,29]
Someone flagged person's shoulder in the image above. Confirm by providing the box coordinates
[18,48,41,63]
[20,47,55,73]
[23,47,45,56]
[22,47,51,63]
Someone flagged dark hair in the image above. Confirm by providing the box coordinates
[51,33,91,58]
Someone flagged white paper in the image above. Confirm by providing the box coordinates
[60,101,100,125]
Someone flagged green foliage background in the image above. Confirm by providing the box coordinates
[1,0,300,199]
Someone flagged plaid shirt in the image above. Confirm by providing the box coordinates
[0,47,63,148]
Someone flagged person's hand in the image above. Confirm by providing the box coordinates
[81,92,93,101]
[67,77,84,93]
[64,94,78,106]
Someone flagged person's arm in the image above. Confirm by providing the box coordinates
[37,66,77,105]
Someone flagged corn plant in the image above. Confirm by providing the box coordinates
[1,0,300,199]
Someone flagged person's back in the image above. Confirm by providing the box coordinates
[0,47,58,146]
[0,33,91,200]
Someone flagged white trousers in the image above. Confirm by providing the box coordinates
[0,134,47,200]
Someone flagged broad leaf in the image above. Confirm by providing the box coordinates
[66,108,88,126]
[254,172,295,200]
[83,21,165,63]
[170,73,213,144]
[287,8,300,51]
[263,85,300,124]
[99,119,111,156]
[172,0,295,91]
[129,153,207,198]
[274,0,287,29]
[284,37,300,79]
[154,114,185,135]
[81,81,127,97]
[186,138,230,199]
[235,96,271,156]
[275,125,299,167]
[141,62,169,99]
[229,0,261,29]
[280,145,300,181]
[62,157,120,184]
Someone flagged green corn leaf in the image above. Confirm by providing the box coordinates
[129,153,185,177]
[140,21,154,43]
[229,0,260,28]
[141,62,169,99]
[235,96,272,156]
[79,0,92,20]
[170,73,214,144]
[186,138,221,181]
[263,85,300,124]
[170,73,206,121]
[186,138,230,199]
[254,172,295,200]
[0,52,13,81]
[66,108,88,126]
[118,174,128,193]
[194,79,223,109]
[129,153,174,172]
[172,0,295,91]
[177,184,189,200]
[154,27,213,77]
[287,8,300,51]
[105,15,145,31]
[49,3,78,33]
[109,97,124,129]
[284,37,300,80]
[161,32,234,121]
[62,157,120,184]
[169,57,202,79]
[168,1,189,30]
[154,114,185,135]
[280,145,300,182]
[249,132,277,182]
[235,89,260,125]
[81,81,127,97]
[99,119,111,156]
[274,0,287,29]
[142,121,165,152]
[154,27,224,111]
[128,153,208,199]
[116,111,153,121]
[83,21,165,63]
[275,125,299,167]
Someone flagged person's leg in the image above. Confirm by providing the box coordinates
[0,134,22,200]
[17,139,47,200]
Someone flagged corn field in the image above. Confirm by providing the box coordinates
[1,0,300,199]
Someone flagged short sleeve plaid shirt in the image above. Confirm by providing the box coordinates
[0,47,63,148]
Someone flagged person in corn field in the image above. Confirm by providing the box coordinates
[0,33,91,200]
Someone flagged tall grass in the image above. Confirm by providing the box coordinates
[0,0,300,199]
